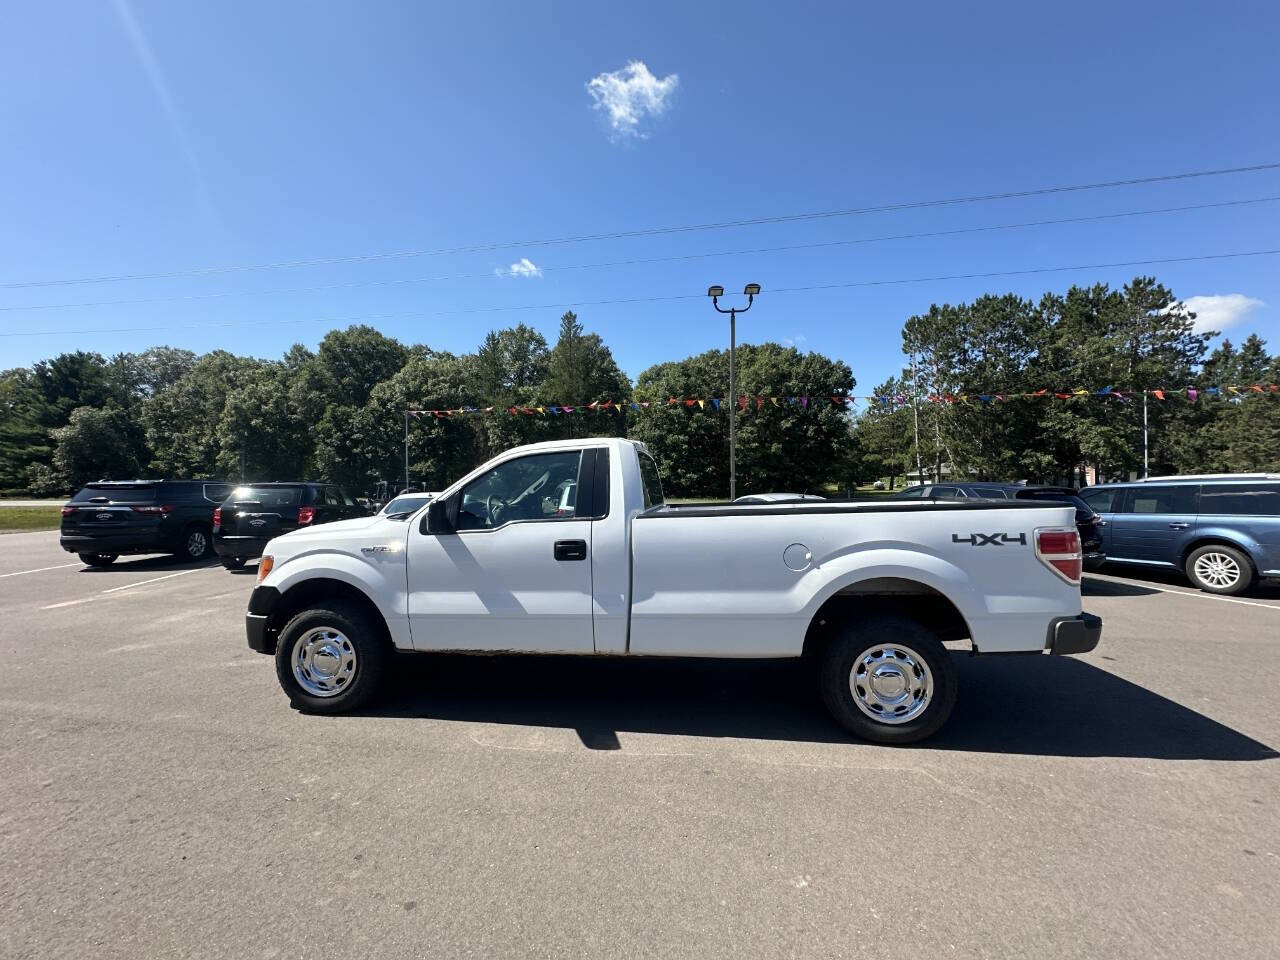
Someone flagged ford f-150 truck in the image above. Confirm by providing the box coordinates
[245,438,1101,743]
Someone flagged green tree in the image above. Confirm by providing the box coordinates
[30,406,146,493]
[540,311,632,440]
[631,343,855,497]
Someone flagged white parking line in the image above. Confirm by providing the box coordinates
[0,562,81,579]
[40,566,215,609]
[99,568,208,594]
[1087,575,1280,610]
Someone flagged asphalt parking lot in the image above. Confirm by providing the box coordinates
[1,530,1277,960]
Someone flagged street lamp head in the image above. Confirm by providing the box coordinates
[707,285,724,298]
[743,283,761,296]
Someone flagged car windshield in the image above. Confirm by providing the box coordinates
[226,486,302,508]
[383,495,433,516]
[71,484,157,503]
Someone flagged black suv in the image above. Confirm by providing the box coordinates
[213,483,367,568]
[60,480,234,566]
[893,482,1105,569]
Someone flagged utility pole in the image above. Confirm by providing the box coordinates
[708,284,761,501]
[403,411,410,493]
[1142,391,1149,479]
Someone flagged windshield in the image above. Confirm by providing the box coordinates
[71,484,156,503]
[383,495,433,515]
[226,486,303,508]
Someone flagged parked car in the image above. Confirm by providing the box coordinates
[213,483,367,569]
[1079,474,1280,594]
[893,483,1105,569]
[378,492,439,517]
[59,480,234,566]
[734,493,827,504]
[243,438,1100,744]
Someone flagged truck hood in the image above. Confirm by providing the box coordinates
[263,514,410,561]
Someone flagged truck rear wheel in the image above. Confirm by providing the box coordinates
[274,603,389,714]
[818,615,957,744]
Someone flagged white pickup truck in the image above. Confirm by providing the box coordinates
[245,438,1100,743]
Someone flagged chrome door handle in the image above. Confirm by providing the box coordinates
[1168,522,1189,530]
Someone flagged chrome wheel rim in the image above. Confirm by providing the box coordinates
[849,643,933,725]
[292,628,357,697]
[1194,552,1240,589]
[187,530,207,558]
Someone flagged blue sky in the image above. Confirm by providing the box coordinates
[2,1,1278,393]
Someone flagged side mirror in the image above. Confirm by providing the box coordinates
[423,497,454,535]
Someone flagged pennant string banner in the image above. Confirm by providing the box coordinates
[406,385,1280,417]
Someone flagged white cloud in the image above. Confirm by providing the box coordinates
[496,258,542,279]
[586,60,678,140]
[1178,294,1265,334]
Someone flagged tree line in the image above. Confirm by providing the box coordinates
[857,277,1280,486]
[2,275,1278,500]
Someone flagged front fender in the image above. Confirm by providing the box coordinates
[265,548,411,649]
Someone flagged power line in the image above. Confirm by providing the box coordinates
[3,195,1277,314]
[3,161,1278,290]
[2,247,1276,338]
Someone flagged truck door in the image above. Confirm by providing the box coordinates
[406,448,596,653]
[1107,484,1198,565]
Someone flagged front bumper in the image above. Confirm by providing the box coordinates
[1046,612,1102,655]
[245,585,281,654]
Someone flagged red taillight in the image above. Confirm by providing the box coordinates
[297,506,316,526]
[61,506,76,516]
[130,504,175,514]
[212,507,222,525]
[1037,528,1082,583]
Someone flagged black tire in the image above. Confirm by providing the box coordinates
[177,524,213,562]
[274,603,389,714]
[818,615,958,745]
[78,552,118,567]
[220,556,247,570]
[1185,543,1254,595]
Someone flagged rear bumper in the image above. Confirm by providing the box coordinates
[1046,613,1102,655]
[214,535,269,559]
[60,532,178,555]
[245,586,281,654]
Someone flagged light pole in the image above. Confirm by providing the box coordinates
[708,283,761,501]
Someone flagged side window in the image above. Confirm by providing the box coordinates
[339,489,357,507]
[638,452,665,509]
[971,486,1011,499]
[1080,488,1118,513]
[323,487,342,507]
[204,483,233,504]
[457,450,583,531]
[931,485,965,500]
[896,486,926,499]
[1122,485,1197,515]
[1198,484,1280,516]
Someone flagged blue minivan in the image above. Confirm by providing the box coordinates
[1079,475,1280,594]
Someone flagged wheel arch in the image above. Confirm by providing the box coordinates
[264,578,392,655]
[802,576,972,661]
[1180,534,1259,571]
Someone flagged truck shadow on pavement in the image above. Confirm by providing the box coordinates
[365,653,1277,761]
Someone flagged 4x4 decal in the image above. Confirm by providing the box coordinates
[952,532,1028,546]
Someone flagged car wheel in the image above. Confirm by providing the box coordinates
[274,603,389,714]
[78,552,118,567]
[221,556,247,570]
[1185,544,1254,595]
[178,524,213,562]
[818,615,957,745]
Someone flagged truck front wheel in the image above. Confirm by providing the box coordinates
[274,603,389,714]
[818,615,957,745]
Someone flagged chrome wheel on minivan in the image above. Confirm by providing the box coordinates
[1185,544,1253,595]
